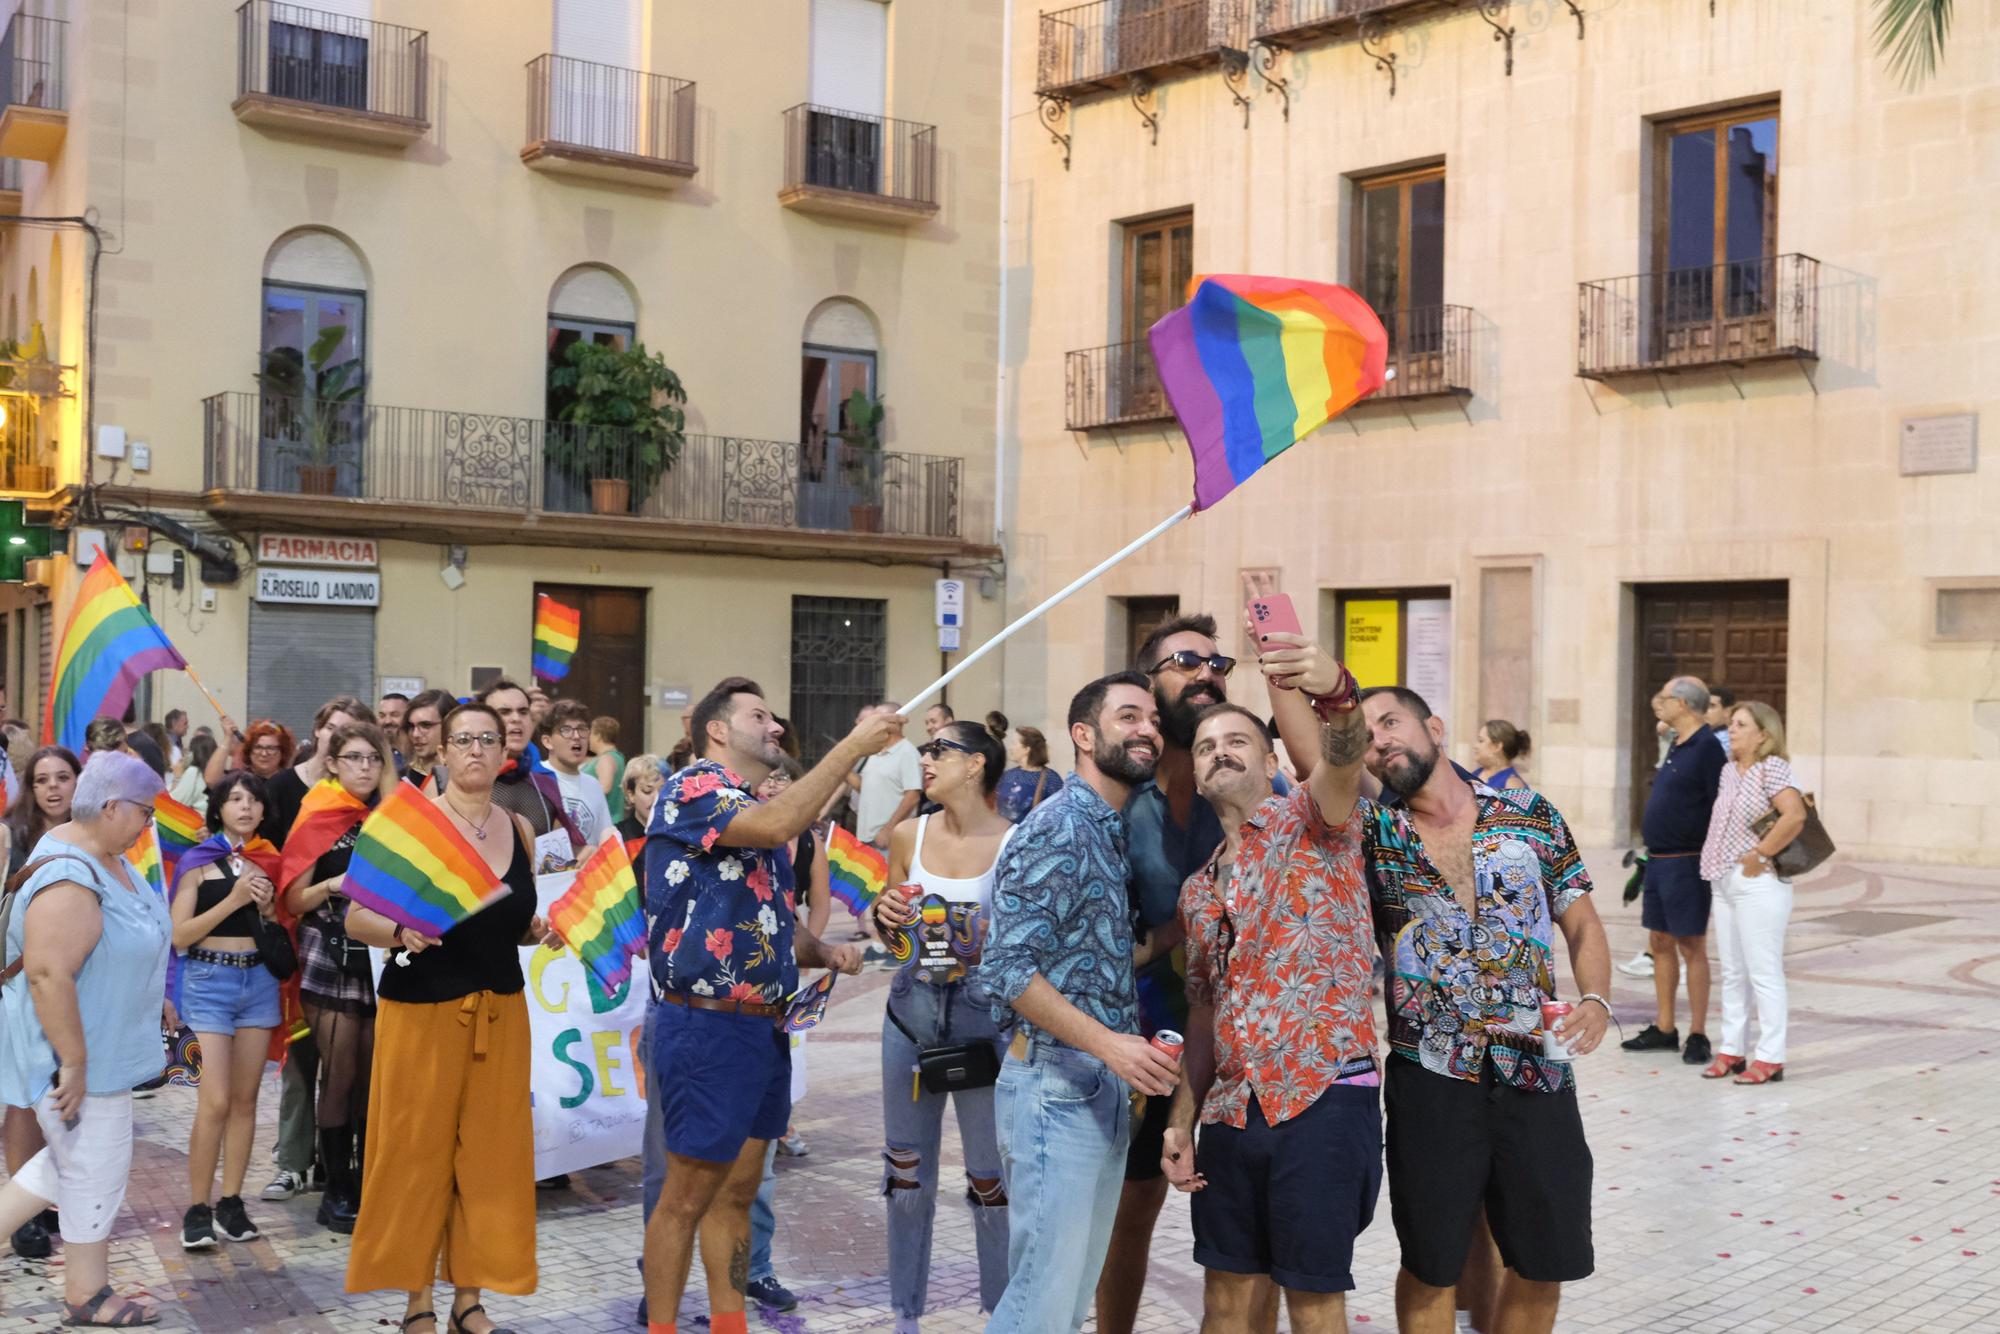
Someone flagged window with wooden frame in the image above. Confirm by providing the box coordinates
[1116,209,1193,419]
[1352,165,1445,381]
[1650,103,1779,354]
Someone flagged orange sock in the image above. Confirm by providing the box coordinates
[708,1314,748,1334]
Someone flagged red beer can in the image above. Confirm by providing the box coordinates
[1540,1001,1575,1061]
[1150,1029,1185,1062]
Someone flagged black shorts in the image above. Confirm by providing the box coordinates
[1190,1085,1382,1293]
[1125,1086,1171,1181]
[1385,1057,1593,1287]
[1641,854,1711,937]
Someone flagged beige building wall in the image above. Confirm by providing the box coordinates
[0,0,1006,755]
[1000,0,2000,863]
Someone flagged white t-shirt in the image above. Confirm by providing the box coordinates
[553,767,613,845]
[856,738,923,844]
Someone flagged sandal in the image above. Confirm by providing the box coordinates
[449,1303,517,1334]
[1701,1053,1748,1079]
[63,1286,160,1327]
[1734,1060,1785,1085]
[402,1315,438,1332]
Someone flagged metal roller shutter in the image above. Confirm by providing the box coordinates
[554,0,638,68]
[809,0,886,116]
[247,603,377,740]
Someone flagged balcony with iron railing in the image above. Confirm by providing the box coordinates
[522,54,696,189]
[779,104,938,225]
[1578,254,1819,380]
[201,392,965,555]
[1254,0,1441,45]
[1374,304,1475,400]
[0,13,66,161]
[0,157,22,215]
[1065,340,1172,431]
[1037,0,1249,98]
[233,0,429,146]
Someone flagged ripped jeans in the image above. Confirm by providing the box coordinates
[880,968,1011,1318]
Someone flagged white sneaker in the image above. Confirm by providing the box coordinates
[1615,949,1655,979]
[261,1169,307,1202]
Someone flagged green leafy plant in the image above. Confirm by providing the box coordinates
[836,388,885,490]
[254,324,364,467]
[546,340,687,497]
[1873,0,1953,88]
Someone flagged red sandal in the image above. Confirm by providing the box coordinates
[1701,1054,1747,1079]
[1734,1060,1785,1085]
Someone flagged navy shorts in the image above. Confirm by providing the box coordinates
[1190,1084,1382,1293]
[651,1001,791,1163]
[1641,854,1711,937]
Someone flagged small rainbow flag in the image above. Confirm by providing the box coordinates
[826,824,887,918]
[41,554,188,753]
[340,782,509,937]
[1147,274,1388,512]
[550,829,646,994]
[277,779,371,892]
[125,822,164,897]
[531,593,581,682]
[153,792,206,889]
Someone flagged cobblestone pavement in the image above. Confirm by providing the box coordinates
[4,850,1998,1332]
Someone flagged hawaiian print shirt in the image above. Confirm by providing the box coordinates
[1363,778,1593,1093]
[985,775,1139,1042]
[1181,786,1380,1129]
[645,760,798,1005]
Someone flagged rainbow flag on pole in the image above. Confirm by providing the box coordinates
[550,829,646,994]
[531,593,581,682]
[153,792,206,890]
[41,553,188,753]
[340,783,510,937]
[826,824,888,918]
[1147,274,1388,512]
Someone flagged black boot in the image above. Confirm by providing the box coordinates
[314,1127,357,1234]
[352,1118,367,1206]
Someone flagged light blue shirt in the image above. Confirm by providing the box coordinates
[0,836,170,1106]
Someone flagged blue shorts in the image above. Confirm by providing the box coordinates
[651,1000,791,1163]
[180,953,281,1034]
[1641,855,1711,938]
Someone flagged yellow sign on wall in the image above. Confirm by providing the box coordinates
[1343,599,1400,687]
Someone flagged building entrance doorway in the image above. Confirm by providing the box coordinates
[535,584,647,755]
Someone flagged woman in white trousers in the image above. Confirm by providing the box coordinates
[1697,701,1808,1085]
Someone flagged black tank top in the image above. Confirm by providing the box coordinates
[375,825,539,1005]
[192,866,262,939]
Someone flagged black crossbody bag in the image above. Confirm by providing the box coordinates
[887,994,1002,1097]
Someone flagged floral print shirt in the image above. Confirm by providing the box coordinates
[1180,786,1381,1129]
[985,775,1138,1042]
[1363,779,1592,1093]
[645,759,797,1005]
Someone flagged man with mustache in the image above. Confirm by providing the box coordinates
[1263,638,1612,1334]
[983,672,1180,1333]
[1163,682,1381,1334]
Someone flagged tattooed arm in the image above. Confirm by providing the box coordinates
[1256,630,1371,825]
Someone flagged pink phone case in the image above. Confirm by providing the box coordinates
[1248,595,1303,643]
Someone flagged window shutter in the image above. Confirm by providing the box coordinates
[553,0,639,69]
[809,0,887,116]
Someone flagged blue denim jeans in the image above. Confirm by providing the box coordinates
[749,1138,778,1283]
[986,1036,1132,1333]
[880,970,1010,1318]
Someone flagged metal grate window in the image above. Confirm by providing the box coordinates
[789,596,886,765]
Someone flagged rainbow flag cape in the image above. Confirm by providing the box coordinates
[277,779,371,891]
[531,593,581,682]
[1147,274,1388,512]
[124,822,164,897]
[153,792,206,889]
[339,782,509,936]
[826,824,887,917]
[550,829,646,994]
[41,554,188,752]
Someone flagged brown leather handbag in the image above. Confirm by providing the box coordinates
[1751,792,1835,878]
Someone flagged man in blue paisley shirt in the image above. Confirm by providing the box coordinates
[983,671,1182,1333]
[639,676,889,1334]
[1265,645,1613,1334]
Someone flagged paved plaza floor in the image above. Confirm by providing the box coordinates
[3,849,1997,1332]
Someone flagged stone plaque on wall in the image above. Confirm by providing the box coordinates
[1899,414,1978,476]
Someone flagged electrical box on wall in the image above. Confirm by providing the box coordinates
[95,425,127,459]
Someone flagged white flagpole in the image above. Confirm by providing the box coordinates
[898,504,1195,718]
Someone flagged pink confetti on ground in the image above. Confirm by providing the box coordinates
[1803,1288,1818,1295]
[1832,1194,1846,1200]
[1717,1252,1732,1258]
[1966,1251,1980,1257]
[1762,1219,1774,1225]
[1953,1227,1967,1234]
[1722,1156,1735,1162]
[1730,1212,1743,1218]
[1911,1236,1924,1242]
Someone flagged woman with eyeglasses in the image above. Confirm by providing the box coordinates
[399,689,456,791]
[282,720,391,1235]
[202,718,296,790]
[868,721,1018,1331]
[344,703,558,1334]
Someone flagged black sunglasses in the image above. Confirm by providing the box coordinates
[1149,650,1237,677]
[917,738,977,761]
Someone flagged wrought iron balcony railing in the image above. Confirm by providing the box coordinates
[1375,304,1474,399]
[781,104,938,209]
[1066,339,1172,431]
[1038,0,1249,97]
[235,0,428,126]
[525,54,695,173]
[0,13,64,112]
[202,392,961,540]
[1254,0,1416,42]
[1578,254,1819,379]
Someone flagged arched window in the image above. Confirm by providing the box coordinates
[260,228,367,495]
[800,296,879,451]
[546,263,638,419]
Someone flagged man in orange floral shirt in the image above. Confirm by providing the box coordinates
[1162,665,1379,1333]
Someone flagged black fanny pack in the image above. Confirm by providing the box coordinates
[887,1003,1001,1097]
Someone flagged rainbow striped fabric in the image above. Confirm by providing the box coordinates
[277,780,371,892]
[339,783,509,937]
[531,593,581,682]
[826,823,887,917]
[41,554,188,752]
[124,822,164,897]
[153,793,207,890]
[1147,274,1388,512]
[550,829,646,994]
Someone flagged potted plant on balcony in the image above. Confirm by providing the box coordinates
[254,325,363,496]
[836,388,886,533]
[546,340,686,516]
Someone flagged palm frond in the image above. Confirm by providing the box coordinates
[1872,0,1953,89]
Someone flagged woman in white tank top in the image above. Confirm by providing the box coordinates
[868,721,1016,1332]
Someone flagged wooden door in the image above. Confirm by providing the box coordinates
[1629,581,1788,834]
[536,584,648,754]
[1120,211,1193,420]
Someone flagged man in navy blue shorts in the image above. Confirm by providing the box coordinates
[640,678,891,1334]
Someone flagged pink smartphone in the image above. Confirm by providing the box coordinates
[1247,594,1303,645]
